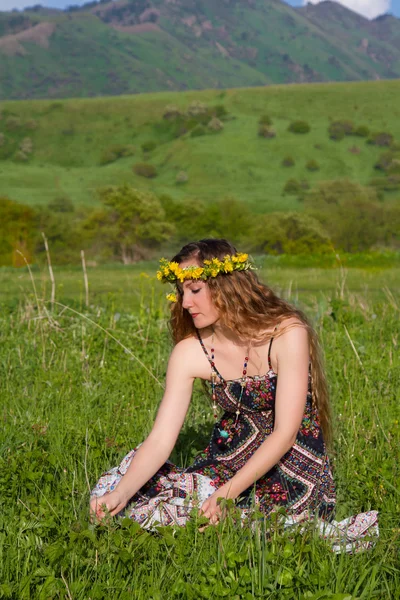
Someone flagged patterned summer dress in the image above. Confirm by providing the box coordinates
[91,333,378,552]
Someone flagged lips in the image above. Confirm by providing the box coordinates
[191,313,199,318]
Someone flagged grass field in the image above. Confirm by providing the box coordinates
[0,261,399,598]
[1,80,400,212]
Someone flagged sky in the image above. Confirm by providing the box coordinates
[0,0,399,19]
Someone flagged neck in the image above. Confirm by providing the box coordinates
[210,322,250,348]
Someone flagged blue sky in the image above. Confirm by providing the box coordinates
[0,0,399,19]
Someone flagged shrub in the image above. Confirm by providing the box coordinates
[0,133,4,146]
[213,105,228,119]
[208,117,224,132]
[259,115,272,126]
[258,125,276,138]
[288,120,310,134]
[141,141,157,153]
[354,125,370,137]
[163,105,182,120]
[133,163,157,178]
[388,159,400,174]
[370,175,400,192]
[19,137,33,155]
[187,101,208,117]
[48,196,75,212]
[283,178,309,195]
[367,132,394,147]
[99,144,135,165]
[306,159,320,171]
[5,116,22,131]
[14,151,28,162]
[190,125,206,138]
[281,155,295,167]
[374,152,395,172]
[176,171,188,184]
[328,120,355,141]
[25,119,38,130]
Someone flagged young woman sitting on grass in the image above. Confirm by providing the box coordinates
[90,239,377,551]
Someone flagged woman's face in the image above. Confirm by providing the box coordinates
[178,259,219,328]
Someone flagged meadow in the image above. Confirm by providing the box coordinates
[0,259,399,599]
[1,79,400,212]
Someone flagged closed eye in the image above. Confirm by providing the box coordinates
[191,289,201,294]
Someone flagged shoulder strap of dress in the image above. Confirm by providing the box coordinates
[267,324,279,371]
[196,330,224,381]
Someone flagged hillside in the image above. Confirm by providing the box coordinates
[1,0,400,100]
[1,80,400,212]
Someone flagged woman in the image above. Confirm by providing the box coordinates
[90,239,377,548]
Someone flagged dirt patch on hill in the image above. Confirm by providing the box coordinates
[0,22,56,56]
[111,23,161,34]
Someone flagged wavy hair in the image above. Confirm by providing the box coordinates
[169,239,332,447]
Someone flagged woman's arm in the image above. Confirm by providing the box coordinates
[201,324,310,522]
[91,338,196,519]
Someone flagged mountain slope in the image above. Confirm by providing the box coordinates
[0,0,400,100]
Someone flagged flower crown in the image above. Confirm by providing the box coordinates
[157,253,252,287]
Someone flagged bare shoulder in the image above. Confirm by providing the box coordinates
[274,317,309,353]
[168,335,204,377]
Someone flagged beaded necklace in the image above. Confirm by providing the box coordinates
[210,333,250,443]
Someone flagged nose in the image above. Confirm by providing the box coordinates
[182,290,193,310]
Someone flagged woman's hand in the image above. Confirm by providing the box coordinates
[200,483,235,525]
[90,489,129,522]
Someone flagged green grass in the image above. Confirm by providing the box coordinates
[0,261,399,598]
[1,80,400,210]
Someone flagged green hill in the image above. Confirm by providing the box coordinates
[1,0,400,100]
[1,80,400,212]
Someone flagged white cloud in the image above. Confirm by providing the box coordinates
[303,0,391,19]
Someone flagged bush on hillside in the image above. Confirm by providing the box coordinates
[374,151,396,172]
[208,117,224,132]
[348,146,360,154]
[328,120,355,141]
[367,132,394,147]
[141,141,157,153]
[19,137,33,155]
[281,156,295,167]
[163,105,183,120]
[258,125,276,138]
[99,144,135,165]
[5,116,22,131]
[370,175,400,192]
[288,120,310,134]
[354,125,370,137]
[187,101,208,117]
[176,171,189,184]
[14,151,29,162]
[25,119,38,130]
[133,163,158,178]
[0,133,5,146]
[190,125,206,138]
[259,115,273,126]
[48,196,75,213]
[214,105,228,119]
[283,178,310,195]
[388,159,400,174]
[306,159,320,171]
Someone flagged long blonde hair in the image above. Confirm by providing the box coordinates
[169,239,332,447]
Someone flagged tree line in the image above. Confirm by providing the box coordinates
[1,180,399,267]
